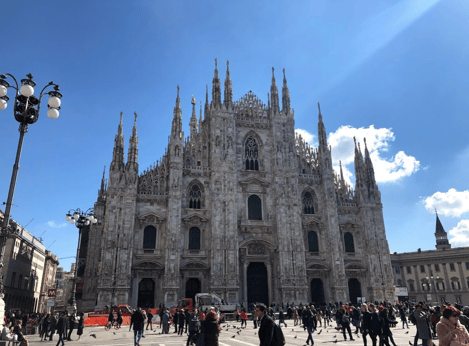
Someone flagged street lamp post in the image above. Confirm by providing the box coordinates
[65,209,97,311]
[0,73,62,321]
[426,270,439,305]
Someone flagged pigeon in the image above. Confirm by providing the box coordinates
[90,334,97,339]
[232,335,236,338]
[113,332,116,335]
[333,335,336,338]
[294,336,297,339]
[327,330,329,333]
[318,329,323,335]
[406,331,409,334]
[334,340,338,343]
[409,342,413,346]
[357,334,361,338]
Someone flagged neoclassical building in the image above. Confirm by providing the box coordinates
[81,60,394,311]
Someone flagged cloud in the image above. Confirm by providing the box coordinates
[424,189,469,217]
[295,129,317,147]
[47,221,68,229]
[448,219,469,247]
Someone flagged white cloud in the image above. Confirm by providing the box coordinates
[448,219,469,247]
[294,125,419,184]
[47,221,68,229]
[424,189,469,217]
[295,129,317,147]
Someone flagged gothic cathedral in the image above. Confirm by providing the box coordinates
[81,60,395,311]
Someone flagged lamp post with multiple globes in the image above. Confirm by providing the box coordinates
[426,270,439,304]
[65,209,97,310]
[0,73,62,320]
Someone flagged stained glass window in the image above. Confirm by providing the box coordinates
[344,232,355,253]
[245,137,259,170]
[189,184,201,209]
[143,226,157,249]
[308,231,319,252]
[303,192,314,214]
[248,195,262,220]
[189,227,201,250]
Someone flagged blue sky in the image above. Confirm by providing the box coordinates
[1,0,468,272]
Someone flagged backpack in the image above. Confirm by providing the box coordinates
[273,323,285,346]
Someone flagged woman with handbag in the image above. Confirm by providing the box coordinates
[437,306,469,346]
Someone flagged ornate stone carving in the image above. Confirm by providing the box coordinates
[248,243,266,255]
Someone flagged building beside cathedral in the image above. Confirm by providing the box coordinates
[81,60,395,311]
[391,214,469,305]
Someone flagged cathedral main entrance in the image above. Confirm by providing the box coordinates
[138,278,155,308]
[348,278,362,304]
[185,278,201,301]
[310,278,325,305]
[247,262,268,306]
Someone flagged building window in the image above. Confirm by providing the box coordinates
[420,265,425,273]
[248,195,262,220]
[10,272,16,287]
[143,226,157,249]
[466,262,469,270]
[302,191,315,214]
[450,263,456,271]
[395,266,401,274]
[435,264,440,272]
[407,267,412,274]
[188,184,202,209]
[245,137,259,170]
[409,283,415,292]
[308,231,319,252]
[344,232,355,253]
[451,281,461,290]
[18,275,22,289]
[189,227,201,250]
[397,279,402,286]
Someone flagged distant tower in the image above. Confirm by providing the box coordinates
[435,211,451,250]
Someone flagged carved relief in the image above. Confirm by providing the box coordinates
[248,243,266,255]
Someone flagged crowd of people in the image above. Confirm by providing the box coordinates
[4,300,469,346]
[0,309,85,345]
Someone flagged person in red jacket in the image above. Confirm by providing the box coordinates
[240,309,248,328]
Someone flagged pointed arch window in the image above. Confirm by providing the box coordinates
[308,231,319,252]
[189,227,201,250]
[143,226,157,249]
[344,232,355,253]
[189,184,202,209]
[248,195,262,220]
[245,137,259,170]
[303,191,315,214]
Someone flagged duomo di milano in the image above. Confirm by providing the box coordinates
[81,60,395,311]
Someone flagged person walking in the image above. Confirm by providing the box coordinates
[40,313,50,341]
[240,308,248,328]
[369,304,382,346]
[303,306,317,345]
[186,309,199,346]
[49,311,58,341]
[146,310,154,330]
[339,306,354,341]
[76,312,84,341]
[178,309,185,335]
[414,304,432,346]
[256,303,275,346]
[278,309,287,327]
[67,309,77,341]
[130,308,145,346]
[162,309,170,334]
[56,312,68,346]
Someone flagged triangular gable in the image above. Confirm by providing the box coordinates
[238,176,270,187]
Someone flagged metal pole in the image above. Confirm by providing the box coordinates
[0,123,28,293]
[70,225,82,308]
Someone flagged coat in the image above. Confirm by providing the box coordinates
[258,314,275,346]
[201,320,220,346]
[414,310,432,340]
[57,316,68,335]
[437,317,469,346]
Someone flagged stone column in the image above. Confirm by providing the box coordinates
[457,262,466,290]
[266,261,272,305]
[413,266,421,294]
[442,263,451,295]
[243,261,248,307]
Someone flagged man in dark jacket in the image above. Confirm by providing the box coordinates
[256,303,275,346]
[178,309,185,335]
[369,304,382,346]
[67,309,77,340]
[56,312,68,346]
[49,312,58,341]
[173,310,179,333]
[303,306,317,345]
[130,308,145,346]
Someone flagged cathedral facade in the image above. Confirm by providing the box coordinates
[81,60,395,311]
